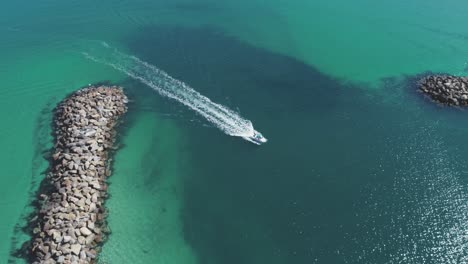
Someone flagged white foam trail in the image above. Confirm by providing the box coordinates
[83,43,255,137]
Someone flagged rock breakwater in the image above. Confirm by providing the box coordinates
[30,86,127,263]
[419,75,468,106]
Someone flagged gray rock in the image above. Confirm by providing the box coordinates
[80,249,87,260]
[63,235,72,243]
[87,249,97,259]
[87,221,95,230]
[61,200,69,208]
[80,226,92,236]
[40,245,50,254]
[54,234,63,243]
[77,236,86,244]
[85,233,96,245]
[77,199,85,208]
[70,244,81,255]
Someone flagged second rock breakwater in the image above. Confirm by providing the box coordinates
[30,86,127,263]
[419,75,468,106]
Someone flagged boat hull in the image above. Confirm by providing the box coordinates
[242,130,267,145]
[242,136,263,145]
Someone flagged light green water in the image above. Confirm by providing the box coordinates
[98,112,196,264]
[150,0,468,84]
[231,0,468,84]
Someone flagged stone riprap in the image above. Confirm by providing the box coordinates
[30,86,127,264]
[419,75,468,106]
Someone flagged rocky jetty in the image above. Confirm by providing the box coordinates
[30,85,127,264]
[419,75,468,106]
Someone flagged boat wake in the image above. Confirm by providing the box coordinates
[82,42,264,141]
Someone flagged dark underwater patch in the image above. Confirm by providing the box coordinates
[119,26,468,264]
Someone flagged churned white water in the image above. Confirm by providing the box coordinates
[83,42,256,138]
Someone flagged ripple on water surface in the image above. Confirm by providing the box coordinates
[351,123,468,264]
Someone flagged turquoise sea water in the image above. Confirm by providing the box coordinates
[2,1,468,263]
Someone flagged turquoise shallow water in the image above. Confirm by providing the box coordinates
[2,1,468,263]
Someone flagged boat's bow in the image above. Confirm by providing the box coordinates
[242,130,267,145]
